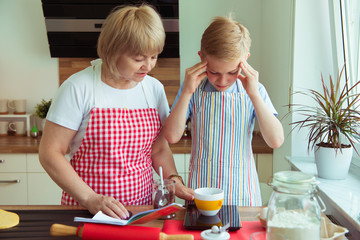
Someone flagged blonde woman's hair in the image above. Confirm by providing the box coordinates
[97,4,165,78]
[201,16,251,61]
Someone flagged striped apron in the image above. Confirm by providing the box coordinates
[61,59,161,205]
[188,79,262,206]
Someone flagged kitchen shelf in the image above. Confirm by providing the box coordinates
[0,113,31,137]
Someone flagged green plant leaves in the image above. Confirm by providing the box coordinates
[285,64,360,156]
[35,99,52,119]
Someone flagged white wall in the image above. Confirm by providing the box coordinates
[179,0,294,172]
[0,0,58,127]
[260,0,294,172]
[179,0,262,84]
[0,0,339,169]
[291,0,336,157]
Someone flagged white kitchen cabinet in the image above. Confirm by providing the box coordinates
[27,173,62,204]
[152,154,188,205]
[0,154,27,204]
[256,154,273,183]
[255,154,274,205]
[0,153,62,205]
[26,153,44,172]
[27,153,62,205]
[173,154,187,205]
[0,173,27,205]
[0,154,27,172]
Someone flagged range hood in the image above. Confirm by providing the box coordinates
[41,0,179,58]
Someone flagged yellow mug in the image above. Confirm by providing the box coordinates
[194,187,224,216]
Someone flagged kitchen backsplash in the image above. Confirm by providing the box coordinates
[59,58,180,107]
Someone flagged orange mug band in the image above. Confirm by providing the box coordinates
[194,199,223,211]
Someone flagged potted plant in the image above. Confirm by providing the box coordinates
[288,65,360,179]
[35,99,52,132]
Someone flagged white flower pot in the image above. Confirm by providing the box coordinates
[314,145,353,180]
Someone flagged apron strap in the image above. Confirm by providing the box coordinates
[195,79,207,109]
[235,79,241,92]
[140,81,151,108]
[91,59,103,108]
[90,58,151,109]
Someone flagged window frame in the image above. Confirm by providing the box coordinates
[331,0,360,167]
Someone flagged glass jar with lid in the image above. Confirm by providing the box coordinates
[266,171,326,240]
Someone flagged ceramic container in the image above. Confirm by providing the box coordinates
[194,188,224,216]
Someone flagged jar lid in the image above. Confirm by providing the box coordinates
[200,229,230,240]
[270,171,318,194]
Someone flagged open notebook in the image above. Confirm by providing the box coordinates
[74,203,184,226]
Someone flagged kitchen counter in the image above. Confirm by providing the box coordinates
[0,205,262,239]
[0,205,344,239]
[0,131,272,154]
[0,135,41,153]
[288,156,360,239]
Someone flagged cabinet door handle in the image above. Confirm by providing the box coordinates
[0,179,20,183]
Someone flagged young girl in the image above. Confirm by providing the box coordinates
[164,16,284,206]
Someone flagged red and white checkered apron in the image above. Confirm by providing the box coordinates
[61,59,161,205]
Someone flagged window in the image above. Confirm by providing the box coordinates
[342,0,360,166]
[343,0,360,166]
[332,0,360,166]
[341,0,360,92]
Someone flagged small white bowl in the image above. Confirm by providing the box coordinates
[194,188,224,216]
[257,207,267,228]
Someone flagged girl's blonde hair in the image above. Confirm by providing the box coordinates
[97,4,165,78]
[201,16,251,61]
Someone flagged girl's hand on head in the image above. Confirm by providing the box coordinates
[183,61,207,95]
[238,61,259,98]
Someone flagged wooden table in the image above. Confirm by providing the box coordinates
[0,205,262,239]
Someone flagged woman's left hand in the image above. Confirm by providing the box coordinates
[173,179,194,201]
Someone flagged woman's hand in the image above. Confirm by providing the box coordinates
[172,178,194,201]
[238,61,259,98]
[182,61,207,95]
[83,193,130,219]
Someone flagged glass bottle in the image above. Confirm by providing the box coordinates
[267,171,326,240]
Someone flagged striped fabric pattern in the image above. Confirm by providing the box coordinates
[188,80,262,206]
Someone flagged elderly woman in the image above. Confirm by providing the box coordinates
[39,4,193,219]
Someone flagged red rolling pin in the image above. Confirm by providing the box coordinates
[50,223,194,240]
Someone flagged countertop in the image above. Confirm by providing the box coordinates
[288,156,360,238]
[0,131,272,154]
[0,205,263,239]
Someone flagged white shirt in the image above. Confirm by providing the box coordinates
[47,64,169,158]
